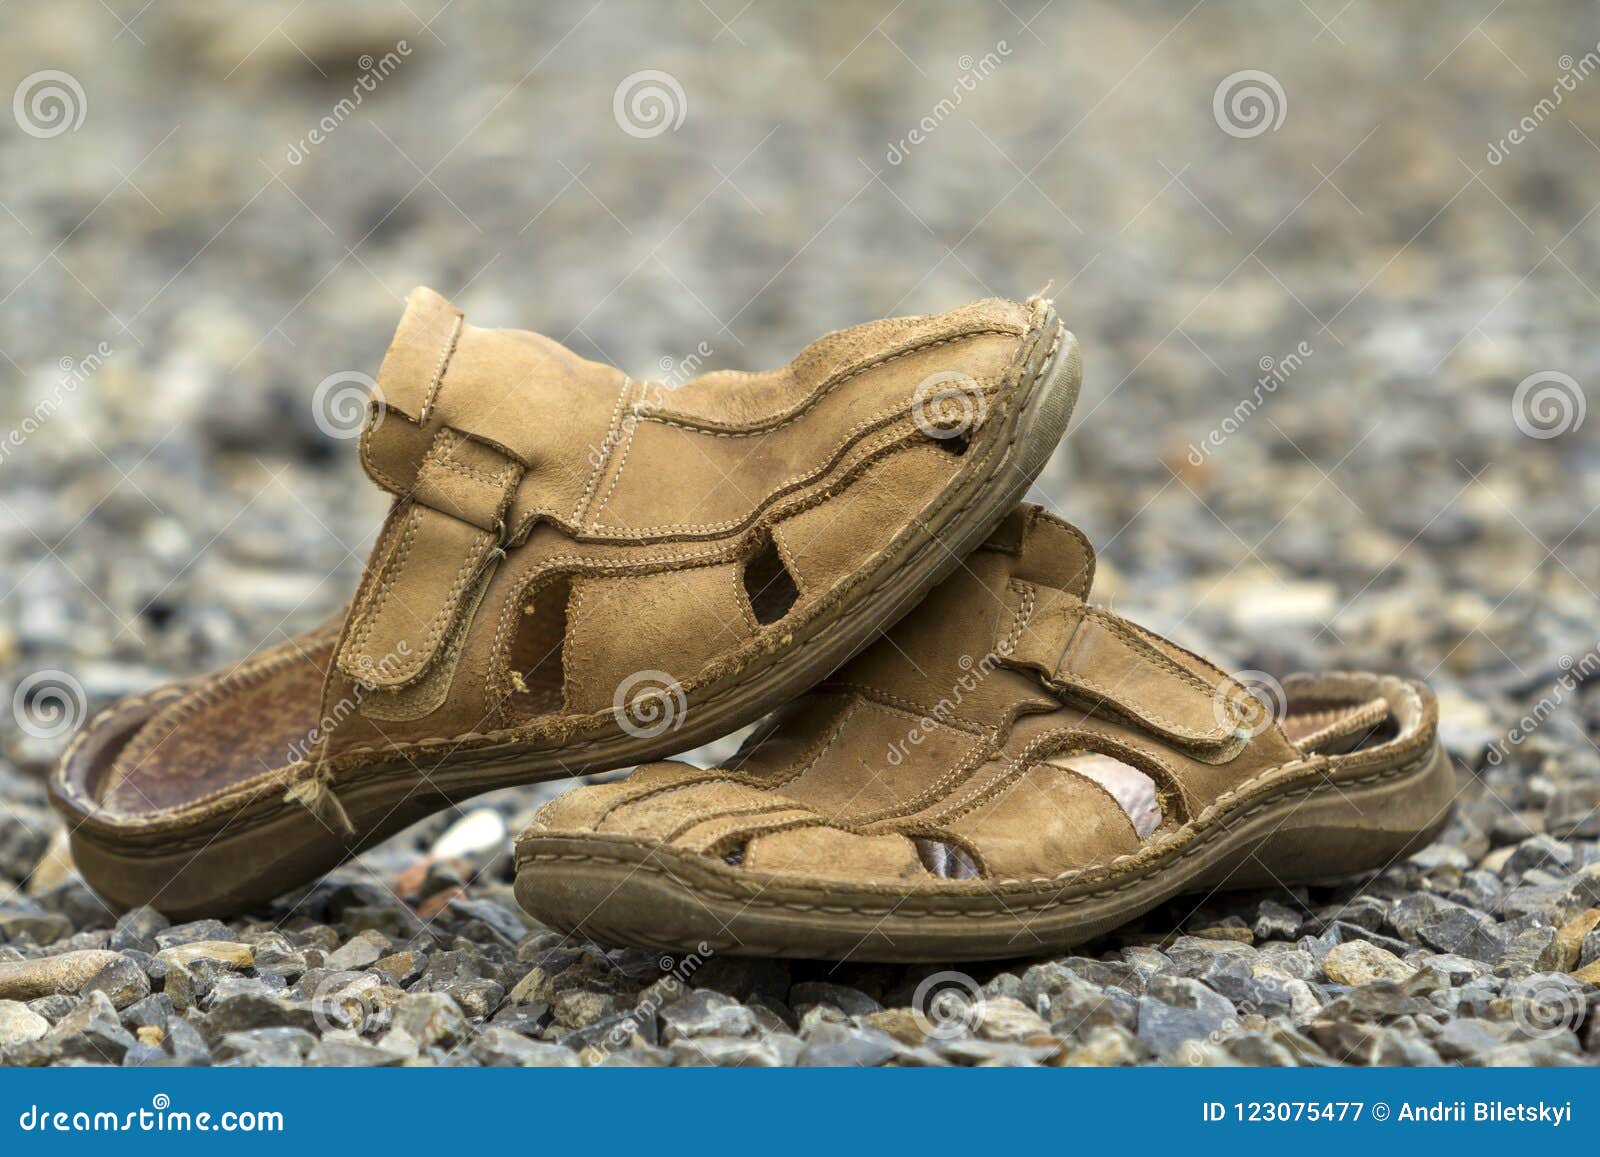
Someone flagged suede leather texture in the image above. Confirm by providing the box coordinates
[53,287,1061,833]
[525,505,1442,888]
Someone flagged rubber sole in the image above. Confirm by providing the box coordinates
[59,309,1084,918]
[512,742,1457,962]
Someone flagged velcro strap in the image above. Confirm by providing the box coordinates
[338,430,523,690]
[1001,584,1245,753]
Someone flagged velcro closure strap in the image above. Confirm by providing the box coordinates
[1001,584,1245,754]
[338,429,523,690]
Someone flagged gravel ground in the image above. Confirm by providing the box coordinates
[2,1,1599,1066]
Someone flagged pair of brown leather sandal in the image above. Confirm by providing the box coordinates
[51,288,1449,961]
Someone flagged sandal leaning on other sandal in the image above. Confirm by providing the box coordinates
[52,289,1083,918]
[514,505,1454,962]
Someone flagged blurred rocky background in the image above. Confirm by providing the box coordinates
[1,0,1598,1066]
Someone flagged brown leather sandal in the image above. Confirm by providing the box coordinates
[51,289,1083,918]
[514,506,1454,962]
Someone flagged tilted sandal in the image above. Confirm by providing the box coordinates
[514,506,1455,961]
[52,289,1084,918]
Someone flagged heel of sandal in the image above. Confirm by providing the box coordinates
[1193,743,1457,891]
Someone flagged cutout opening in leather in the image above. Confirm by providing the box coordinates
[1282,696,1395,755]
[931,428,971,456]
[915,837,982,879]
[742,535,799,625]
[1045,749,1163,838]
[507,575,573,717]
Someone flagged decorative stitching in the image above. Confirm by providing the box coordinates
[572,377,635,525]
[590,389,994,535]
[418,313,464,422]
[643,330,1020,436]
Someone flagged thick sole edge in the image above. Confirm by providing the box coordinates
[512,741,1457,963]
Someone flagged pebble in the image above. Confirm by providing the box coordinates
[325,930,390,971]
[0,1000,50,1047]
[213,1027,318,1067]
[1323,940,1416,986]
[659,989,758,1040]
[795,1023,900,1067]
[429,809,508,861]
[30,991,136,1065]
[469,1027,579,1067]
[156,941,255,969]
[0,950,123,1000]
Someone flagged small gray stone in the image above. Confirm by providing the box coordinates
[36,991,136,1064]
[796,1023,899,1067]
[324,929,389,971]
[385,992,470,1050]
[935,1037,1060,1066]
[672,1033,803,1067]
[308,1039,404,1067]
[789,981,881,1018]
[118,992,174,1031]
[469,1026,580,1067]
[1253,900,1302,942]
[109,908,169,953]
[153,920,232,949]
[558,1006,661,1053]
[1135,975,1238,1056]
[436,977,505,1021]
[213,1027,317,1066]
[83,955,152,1010]
[490,1002,551,1036]
[121,1042,169,1067]
[26,994,77,1022]
[660,989,758,1041]
[1505,834,1576,877]
[165,1018,212,1066]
